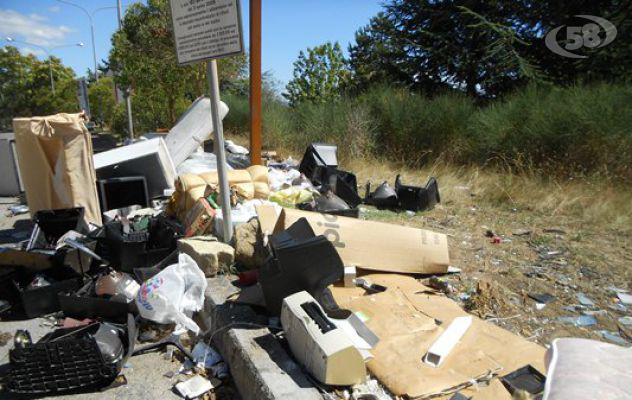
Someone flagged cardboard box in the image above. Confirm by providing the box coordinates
[184,197,217,237]
[256,206,450,274]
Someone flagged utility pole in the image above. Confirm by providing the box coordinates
[56,1,112,82]
[117,0,135,139]
[249,0,262,165]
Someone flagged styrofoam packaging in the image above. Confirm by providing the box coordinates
[165,96,229,167]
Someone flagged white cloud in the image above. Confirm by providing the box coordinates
[0,9,74,47]
[48,6,61,13]
[19,47,46,57]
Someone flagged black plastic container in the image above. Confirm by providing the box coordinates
[33,207,88,244]
[97,216,182,273]
[394,175,441,212]
[299,143,338,184]
[13,266,83,318]
[500,365,546,395]
[260,218,344,316]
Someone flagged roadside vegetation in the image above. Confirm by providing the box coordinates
[224,82,632,182]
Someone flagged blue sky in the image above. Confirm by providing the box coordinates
[1,0,383,88]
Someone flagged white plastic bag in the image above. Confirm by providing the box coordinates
[136,253,208,334]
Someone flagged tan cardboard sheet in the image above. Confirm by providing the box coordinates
[12,114,101,225]
[331,274,545,399]
[256,206,450,274]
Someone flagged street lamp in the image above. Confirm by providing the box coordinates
[57,0,116,81]
[5,37,84,94]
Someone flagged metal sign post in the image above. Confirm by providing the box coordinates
[169,0,244,243]
[206,59,232,242]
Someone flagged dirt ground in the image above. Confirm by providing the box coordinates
[357,184,632,348]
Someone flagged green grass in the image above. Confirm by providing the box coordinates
[223,82,632,181]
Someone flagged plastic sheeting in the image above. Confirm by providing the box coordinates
[12,114,102,225]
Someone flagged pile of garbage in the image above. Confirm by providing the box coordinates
[2,101,630,400]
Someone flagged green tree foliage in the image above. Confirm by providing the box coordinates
[108,0,246,135]
[0,46,78,129]
[87,76,117,128]
[349,0,542,97]
[284,42,350,106]
[348,0,631,97]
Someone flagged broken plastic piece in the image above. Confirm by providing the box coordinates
[500,365,545,395]
[576,292,595,307]
[299,143,338,183]
[259,217,344,316]
[354,278,387,294]
[175,375,215,399]
[423,316,472,367]
[298,189,359,218]
[344,266,357,288]
[33,207,89,244]
[364,181,398,209]
[394,176,440,212]
[528,293,555,304]
[617,292,632,305]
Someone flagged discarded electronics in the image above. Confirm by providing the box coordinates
[296,143,363,217]
[365,176,440,212]
[97,176,149,212]
[298,143,338,183]
[6,315,136,396]
[297,190,359,218]
[364,181,398,209]
[259,217,344,316]
[281,291,366,386]
[395,175,440,212]
[94,137,176,199]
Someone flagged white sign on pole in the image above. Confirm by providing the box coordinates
[170,0,244,65]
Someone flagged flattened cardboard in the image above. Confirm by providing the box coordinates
[330,274,545,399]
[256,206,449,274]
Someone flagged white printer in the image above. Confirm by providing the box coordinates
[281,291,367,386]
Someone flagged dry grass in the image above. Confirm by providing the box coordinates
[343,157,632,229]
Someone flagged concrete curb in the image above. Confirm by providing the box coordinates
[200,275,322,400]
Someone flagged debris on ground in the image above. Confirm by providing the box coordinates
[0,127,629,400]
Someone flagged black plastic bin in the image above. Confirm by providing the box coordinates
[97,216,182,273]
[13,266,83,318]
[33,207,88,244]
